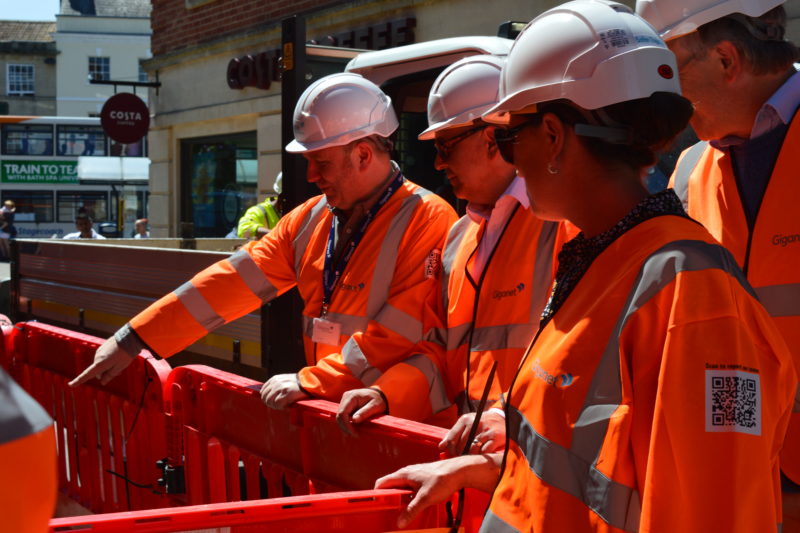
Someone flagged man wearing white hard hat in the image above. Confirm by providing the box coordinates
[636,0,800,525]
[336,55,571,446]
[70,73,457,417]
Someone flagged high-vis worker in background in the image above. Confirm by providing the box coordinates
[635,0,800,528]
[70,72,457,412]
[237,173,282,239]
[0,365,57,533]
[375,2,796,532]
[336,55,571,440]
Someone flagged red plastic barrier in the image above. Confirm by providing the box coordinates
[49,489,420,532]
[10,322,174,514]
[164,365,488,530]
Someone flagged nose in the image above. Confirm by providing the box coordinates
[434,151,447,171]
[306,160,320,182]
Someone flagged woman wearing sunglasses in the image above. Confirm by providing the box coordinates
[376,1,796,531]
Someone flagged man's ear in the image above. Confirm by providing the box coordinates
[353,140,373,170]
[483,126,501,158]
[711,40,744,84]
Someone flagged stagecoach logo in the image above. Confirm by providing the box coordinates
[1,160,78,184]
[532,359,574,388]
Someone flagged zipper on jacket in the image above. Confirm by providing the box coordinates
[463,204,520,412]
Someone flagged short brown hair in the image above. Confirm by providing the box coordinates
[686,6,798,75]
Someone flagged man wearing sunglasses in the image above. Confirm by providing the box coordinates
[336,56,569,448]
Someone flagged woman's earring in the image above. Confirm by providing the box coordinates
[547,163,559,175]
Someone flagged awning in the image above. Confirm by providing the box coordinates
[77,156,150,183]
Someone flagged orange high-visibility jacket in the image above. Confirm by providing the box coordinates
[671,118,800,483]
[0,366,57,533]
[117,178,457,401]
[373,204,564,422]
[482,215,795,533]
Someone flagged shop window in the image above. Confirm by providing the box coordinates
[1,124,53,156]
[7,64,35,96]
[57,191,108,222]
[1,190,54,223]
[57,125,107,156]
[89,57,110,81]
[180,132,258,238]
[138,62,149,83]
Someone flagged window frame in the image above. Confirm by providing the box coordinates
[88,56,110,82]
[7,63,35,96]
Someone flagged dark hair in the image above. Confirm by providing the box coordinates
[688,6,798,75]
[537,92,693,170]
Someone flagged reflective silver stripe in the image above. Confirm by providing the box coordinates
[0,366,52,446]
[174,281,225,331]
[374,304,423,344]
[366,187,427,321]
[425,326,447,347]
[479,508,520,533]
[508,405,641,532]
[228,249,279,302]
[114,323,148,357]
[402,353,450,413]
[508,239,752,531]
[471,323,535,351]
[302,312,369,339]
[755,283,800,318]
[530,221,559,322]
[671,141,707,211]
[292,197,328,275]
[447,322,473,351]
[342,337,382,386]
[441,216,474,314]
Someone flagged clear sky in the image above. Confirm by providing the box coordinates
[0,0,60,21]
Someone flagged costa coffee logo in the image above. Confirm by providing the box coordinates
[100,92,150,144]
[227,17,416,91]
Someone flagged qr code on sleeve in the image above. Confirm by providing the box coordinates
[705,369,761,436]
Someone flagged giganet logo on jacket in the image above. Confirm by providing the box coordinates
[532,359,574,388]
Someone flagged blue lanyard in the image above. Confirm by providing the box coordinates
[321,171,404,316]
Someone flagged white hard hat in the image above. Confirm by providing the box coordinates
[484,0,681,123]
[636,0,785,41]
[418,55,505,140]
[273,172,282,195]
[286,72,399,153]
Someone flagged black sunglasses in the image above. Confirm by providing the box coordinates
[434,126,485,160]
[493,118,538,165]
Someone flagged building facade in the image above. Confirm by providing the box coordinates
[55,0,151,117]
[142,0,800,238]
[0,21,57,116]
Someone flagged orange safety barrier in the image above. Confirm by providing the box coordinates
[49,489,424,532]
[6,321,489,531]
[8,322,174,514]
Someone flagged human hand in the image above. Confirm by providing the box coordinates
[439,410,506,457]
[69,336,135,387]
[374,458,468,529]
[336,388,387,436]
[260,373,309,408]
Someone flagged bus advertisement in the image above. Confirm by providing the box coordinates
[0,116,149,238]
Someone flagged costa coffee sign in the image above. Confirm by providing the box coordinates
[100,92,150,144]
[228,17,416,91]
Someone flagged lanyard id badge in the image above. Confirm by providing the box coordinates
[319,171,404,320]
[312,317,342,346]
